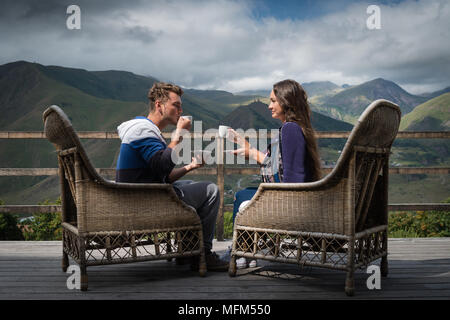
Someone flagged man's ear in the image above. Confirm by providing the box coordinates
[154,100,164,115]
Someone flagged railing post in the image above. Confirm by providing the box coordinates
[216,135,225,241]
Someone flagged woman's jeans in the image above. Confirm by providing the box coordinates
[232,187,258,224]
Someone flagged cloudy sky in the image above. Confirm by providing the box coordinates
[1,0,449,94]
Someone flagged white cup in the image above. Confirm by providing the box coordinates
[182,115,192,123]
[218,125,229,138]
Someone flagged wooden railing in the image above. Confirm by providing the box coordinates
[1,131,449,240]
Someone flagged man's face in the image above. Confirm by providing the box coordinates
[161,92,182,125]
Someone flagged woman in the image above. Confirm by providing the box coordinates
[227,79,322,269]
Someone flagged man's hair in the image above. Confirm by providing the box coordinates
[148,82,183,112]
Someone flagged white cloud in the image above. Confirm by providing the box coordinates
[1,0,449,94]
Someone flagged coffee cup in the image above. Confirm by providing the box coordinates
[218,125,229,138]
[182,115,192,123]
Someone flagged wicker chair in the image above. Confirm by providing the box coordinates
[228,99,401,296]
[43,105,206,291]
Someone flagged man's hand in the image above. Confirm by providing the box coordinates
[177,116,191,131]
[186,154,205,171]
[168,116,191,149]
[167,155,204,183]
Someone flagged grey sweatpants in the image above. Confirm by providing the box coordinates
[172,180,220,252]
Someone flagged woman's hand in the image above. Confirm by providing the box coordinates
[230,144,265,165]
[227,128,252,159]
[231,147,251,159]
[227,128,265,164]
[227,128,249,148]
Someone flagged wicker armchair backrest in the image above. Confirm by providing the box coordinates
[332,100,401,231]
[43,105,103,184]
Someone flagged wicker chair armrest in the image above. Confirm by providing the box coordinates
[96,179,197,209]
[75,180,200,233]
[99,180,172,190]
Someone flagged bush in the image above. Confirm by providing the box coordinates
[22,199,62,241]
[0,213,25,240]
[0,199,24,240]
[223,211,233,239]
[389,210,450,238]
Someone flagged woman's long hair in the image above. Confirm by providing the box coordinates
[273,79,322,181]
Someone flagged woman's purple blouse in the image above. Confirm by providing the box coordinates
[280,122,307,183]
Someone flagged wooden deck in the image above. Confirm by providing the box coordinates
[0,238,449,300]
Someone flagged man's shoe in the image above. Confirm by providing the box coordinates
[236,257,257,269]
[248,259,258,268]
[220,246,232,262]
[175,256,193,265]
[205,251,229,272]
[236,257,247,269]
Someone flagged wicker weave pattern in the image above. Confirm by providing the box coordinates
[237,180,348,234]
[229,100,401,296]
[43,105,207,291]
[77,180,201,233]
[234,228,350,269]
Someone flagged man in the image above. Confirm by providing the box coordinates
[115,82,228,271]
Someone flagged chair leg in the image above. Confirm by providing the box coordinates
[228,255,237,277]
[166,232,173,262]
[198,250,207,277]
[62,251,69,272]
[381,255,388,277]
[345,271,355,296]
[80,265,88,291]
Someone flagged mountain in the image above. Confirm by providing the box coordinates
[0,61,264,132]
[235,81,341,99]
[419,86,450,100]
[301,81,340,97]
[316,78,428,123]
[234,89,271,97]
[221,100,353,132]
[221,101,282,130]
[38,64,159,102]
[183,89,260,106]
[0,60,358,204]
[400,92,450,131]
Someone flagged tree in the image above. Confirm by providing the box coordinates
[0,200,25,240]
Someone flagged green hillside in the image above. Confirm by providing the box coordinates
[38,64,158,102]
[221,101,282,130]
[400,92,450,131]
[419,86,450,100]
[221,101,353,131]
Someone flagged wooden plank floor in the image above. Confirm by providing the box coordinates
[0,238,449,300]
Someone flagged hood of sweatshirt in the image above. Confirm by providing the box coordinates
[117,117,166,144]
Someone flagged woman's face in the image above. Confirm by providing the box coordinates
[268,90,286,122]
